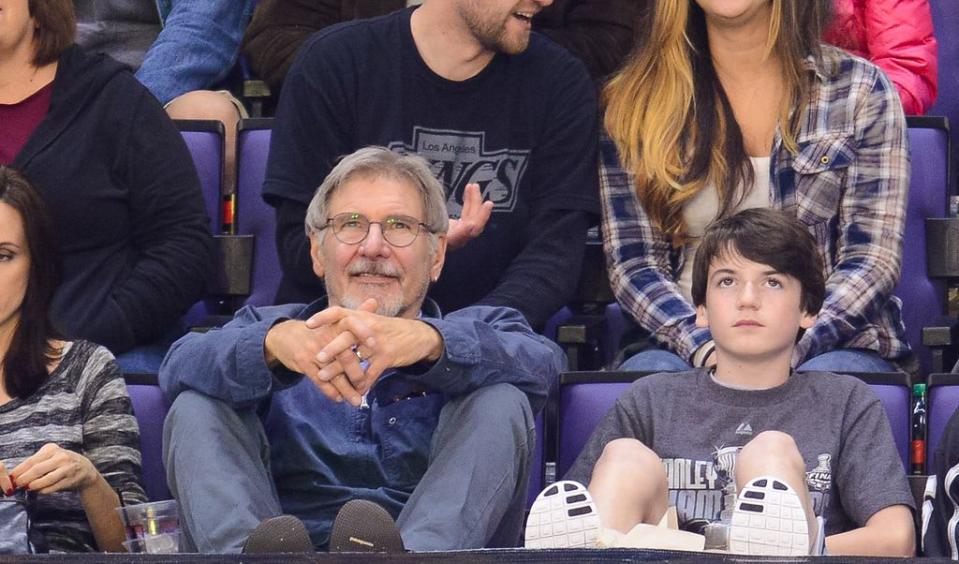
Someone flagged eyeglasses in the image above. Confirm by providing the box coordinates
[320,212,432,247]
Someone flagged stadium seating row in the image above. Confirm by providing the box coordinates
[174,117,955,374]
[126,370,953,507]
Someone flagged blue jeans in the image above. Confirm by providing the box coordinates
[163,384,534,553]
[620,348,897,373]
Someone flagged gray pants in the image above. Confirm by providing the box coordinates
[163,383,535,553]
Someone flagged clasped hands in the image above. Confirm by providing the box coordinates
[264,298,444,406]
[1,444,101,498]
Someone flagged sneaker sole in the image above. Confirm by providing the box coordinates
[729,476,810,556]
[329,499,405,553]
[525,480,600,549]
[242,515,314,554]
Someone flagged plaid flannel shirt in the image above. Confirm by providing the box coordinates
[601,44,913,371]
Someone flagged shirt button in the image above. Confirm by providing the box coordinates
[820,155,830,165]
[388,417,397,425]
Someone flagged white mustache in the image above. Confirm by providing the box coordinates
[347,259,400,278]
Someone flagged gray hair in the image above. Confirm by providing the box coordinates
[305,147,449,247]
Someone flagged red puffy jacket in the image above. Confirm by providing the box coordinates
[824,0,938,115]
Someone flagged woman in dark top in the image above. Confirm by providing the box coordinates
[0,0,214,367]
[0,166,146,552]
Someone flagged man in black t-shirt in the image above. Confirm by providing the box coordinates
[263,0,599,330]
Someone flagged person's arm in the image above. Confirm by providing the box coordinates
[859,0,938,115]
[136,0,255,104]
[825,505,914,556]
[474,55,599,330]
[159,304,305,407]
[793,66,909,365]
[409,306,562,414]
[827,381,917,556]
[242,0,404,92]
[308,304,561,414]
[476,209,591,330]
[534,0,643,83]
[11,349,147,552]
[92,83,214,353]
[599,136,711,362]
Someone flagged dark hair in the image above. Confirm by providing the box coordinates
[28,0,76,66]
[0,166,62,399]
[690,208,825,316]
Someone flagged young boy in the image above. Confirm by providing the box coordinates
[527,208,915,556]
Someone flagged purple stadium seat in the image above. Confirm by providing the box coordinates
[603,303,629,367]
[929,374,959,468]
[236,119,279,307]
[126,381,172,501]
[894,118,950,375]
[175,120,226,329]
[929,0,959,173]
[554,371,911,481]
[175,120,224,234]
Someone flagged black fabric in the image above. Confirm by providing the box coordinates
[12,45,215,354]
[263,9,599,330]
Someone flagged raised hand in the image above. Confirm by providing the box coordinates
[447,183,493,251]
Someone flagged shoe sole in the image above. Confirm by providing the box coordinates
[525,480,600,549]
[329,499,405,553]
[729,476,810,556]
[242,515,314,554]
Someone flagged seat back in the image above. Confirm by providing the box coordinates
[894,117,951,374]
[929,374,959,467]
[236,119,280,307]
[855,372,912,472]
[175,120,225,233]
[929,0,959,178]
[555,371,911,481]
[125,378,172,501]
[555,372,641,479]
[175,120,226,329]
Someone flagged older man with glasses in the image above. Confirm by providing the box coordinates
[159,146,563,554]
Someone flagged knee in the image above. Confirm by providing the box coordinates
[164,390,237,440]
[165,90,241,128]
[620,350,689,372]
[459,383,532,425]
[596,438,666,485]
[740,431,804,471]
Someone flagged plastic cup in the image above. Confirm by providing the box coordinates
[116,499,180,541]
[122,532,180,554]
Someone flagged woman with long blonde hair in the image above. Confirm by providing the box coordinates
[602,0,911,373]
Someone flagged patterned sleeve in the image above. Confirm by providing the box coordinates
[78,345,147,506]
[794,63,909,364]
[599,135,712,361]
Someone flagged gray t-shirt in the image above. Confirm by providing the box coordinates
[566,369,915,536]
[74,0,160,71]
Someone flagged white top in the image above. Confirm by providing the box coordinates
[677,156,771,302]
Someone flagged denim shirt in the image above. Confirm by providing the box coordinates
[138,0,255,104]
[159,298,561,547]
[600,44,911,371]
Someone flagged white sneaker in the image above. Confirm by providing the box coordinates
[525,480,601,549]
[728,476,813,556]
